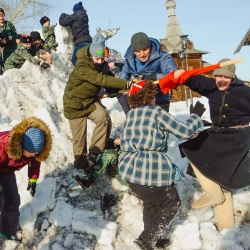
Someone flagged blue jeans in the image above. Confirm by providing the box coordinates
[71,42,90,66]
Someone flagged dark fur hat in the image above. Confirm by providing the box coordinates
[40,16,50,26]
[20,34,32,44]
[30,31,42,41]
[0,8,5,15]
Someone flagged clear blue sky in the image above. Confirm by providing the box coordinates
[39,0,250,81]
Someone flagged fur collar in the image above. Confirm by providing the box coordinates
[7,117,52,161]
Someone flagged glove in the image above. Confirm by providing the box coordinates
[108,93,122,98]
[27,179,37,197]
[126,80,133,89]
[40,62,50,69]
[202,120,212,126]
[190,101,205,117]
[144,73,157,81]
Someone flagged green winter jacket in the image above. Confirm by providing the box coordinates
[63,44,127,119]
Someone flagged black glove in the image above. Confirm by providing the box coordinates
[108,93,122,98]
[190,101,205,117]
[27,180,37,197]
[144,73,157,81]
[202,120,212,127]
[40,62,50,69]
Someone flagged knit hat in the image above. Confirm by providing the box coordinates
[20,34,32,44]
[23,127,45,153]
[40,16,50,26]
[73,2,84,12]
[0,8,5,16]
[213,58,236,79]
[30,31,41,41]
[129,80,146,96]
[131,32,151,52]
[89,33,105,58]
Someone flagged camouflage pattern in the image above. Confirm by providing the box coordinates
[0,20,17,48]
[28,43,48,57]
[0,20,18,62]
[87,149,118,179]
[86,148,129,188]
[42,25,58,51]
[4,44,40,71]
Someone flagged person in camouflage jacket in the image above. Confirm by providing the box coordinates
[40,16,58,51]
[0,8,17,74]
[29,31,52,65]
[4,34,50,71]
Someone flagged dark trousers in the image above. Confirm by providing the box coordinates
[128,182,180,248]
[0,173,20,235]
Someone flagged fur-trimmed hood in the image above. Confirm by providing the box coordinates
[7,117,52,161]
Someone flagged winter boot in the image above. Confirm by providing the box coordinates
[191,163,225,209]
[133,237,154,250]
[75,173,96,190]
[215,189,234,231]
[0,232,22,242]
[86,152,102,168]
[155,238,171,248]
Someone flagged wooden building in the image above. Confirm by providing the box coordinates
[159,0,213,101]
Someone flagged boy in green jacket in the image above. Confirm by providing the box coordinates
[40,16,58,51]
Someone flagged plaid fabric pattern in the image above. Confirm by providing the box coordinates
[118,105,203,186]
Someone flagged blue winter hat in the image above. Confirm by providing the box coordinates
[73,2,84,12]
[89,33,105,58]
[23,127,45,153]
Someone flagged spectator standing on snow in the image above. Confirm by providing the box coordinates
[119,32,179,114]
[118,80,205,249]
[59,1,92,66]
[0,117,52,242]
[0,7,18,74]
[40,16,58,52]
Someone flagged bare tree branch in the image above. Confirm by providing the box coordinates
[1,0,54,29]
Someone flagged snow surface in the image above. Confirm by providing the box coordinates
[0,24,250,250]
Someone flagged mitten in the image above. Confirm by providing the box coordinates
[27,179,37,197]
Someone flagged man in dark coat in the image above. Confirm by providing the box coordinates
[59,2,92,66]
[0,117,52,241]
[179,58,250,231]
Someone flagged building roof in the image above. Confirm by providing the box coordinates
[234,28,250,54]
[161,0,208,54]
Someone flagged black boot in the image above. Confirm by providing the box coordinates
[155,238,171,249]
[86,152,102,167]
[75,174,95,190]
[133,238,154,250]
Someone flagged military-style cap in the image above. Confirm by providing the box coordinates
[20,34,32,44]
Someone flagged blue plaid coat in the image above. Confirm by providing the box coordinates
[118,105,203,187]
